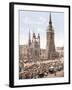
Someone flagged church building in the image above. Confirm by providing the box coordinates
[28,31,40,62]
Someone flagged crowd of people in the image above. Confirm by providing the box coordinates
[19,58,64,79]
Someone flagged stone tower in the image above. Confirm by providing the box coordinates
[46,13,58,60]
[32,33,40,62]
[28,31,40,62]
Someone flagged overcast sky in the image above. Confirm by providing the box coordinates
[19,10,64,49]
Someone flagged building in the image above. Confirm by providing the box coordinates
[46,13,59,60]
[28,32,40,62]
[19,13,59,64]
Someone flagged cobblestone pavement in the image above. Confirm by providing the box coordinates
[46,70,64,78]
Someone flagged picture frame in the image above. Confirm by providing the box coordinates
[9,2,70,87]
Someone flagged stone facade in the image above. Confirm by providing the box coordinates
[28,32,40,62]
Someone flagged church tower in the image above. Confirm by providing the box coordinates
[46,13,58,60]
[37,33,40,48]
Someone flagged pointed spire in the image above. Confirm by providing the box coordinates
[48,12,53,31]
[29,29,31,46]
[38,33,40,39]
[49,12,52,24]
[33,32,36,38]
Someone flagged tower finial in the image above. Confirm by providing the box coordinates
[38,33,40,39]
[33,32,36,38]
[49,12,52,24]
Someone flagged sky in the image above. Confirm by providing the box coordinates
[19,10,64,49]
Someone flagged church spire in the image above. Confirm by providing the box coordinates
[33,32,36,38]
[28,29,31,46]
[48,12,53,31]
[49,12,52,24]
[38,33,40,39]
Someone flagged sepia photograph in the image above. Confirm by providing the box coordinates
[19,10,64,79]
